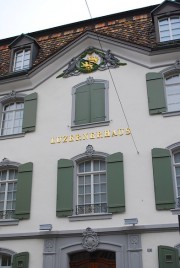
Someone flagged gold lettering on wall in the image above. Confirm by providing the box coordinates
[50,128,132,144]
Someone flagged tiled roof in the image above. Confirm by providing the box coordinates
[0,4,164,77]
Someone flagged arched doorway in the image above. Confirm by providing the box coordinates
[69,250,116,268]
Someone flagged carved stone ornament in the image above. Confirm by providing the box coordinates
[0,158,20,168]
[82,227,99,252]
[86,77,94,85]
[85,145,94,157]
[1,158,11,166]
[57,47,127,78]
[44,239,55,253]
[8,90,16,100]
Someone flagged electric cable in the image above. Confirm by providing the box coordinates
[84,0,139,154]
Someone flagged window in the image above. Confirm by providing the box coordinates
[165,74,180,112]
[0,250,29,268]
[159,17,180,42]
[0,168,17,219]
[151,147,180,210]
[146,70,180,115]
[172,151,180,207]
[9,34,40,73]
[56,148,125,218]
[0,159,33,221]
[13,49,31,72]
[0,253,12,267]
[71,78,109,129]
[76,159,107,215]
[151,0,180,43]
[1,102,24,136]
[0,92,38,137]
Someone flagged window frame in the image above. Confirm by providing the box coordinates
[163,71,180,113]
[151,1,180,43]
[76,158,107,215]
[1,101,24,136]
[158,16,180,42]
[172,151,180,200]
[0,93,26,138]
[0,168,18,220]
[168,142,180,210]
[57,150,125,220]
[71,78,109,130]
[72,151,109,217]
[9,34,40,73]
[13,48,31,72]
[146,67,180,117]
[0,159,20,221]
[0,249,15,268]
[171,148,180,208]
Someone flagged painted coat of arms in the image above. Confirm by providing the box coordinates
[57,47,126,78]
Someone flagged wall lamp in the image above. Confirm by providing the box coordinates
[124,218,138,226]
[39,224,52,231]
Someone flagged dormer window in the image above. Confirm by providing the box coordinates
[13,48,31,71]
[159,16,180,42]
[9,34,40,73]
[151,1,180,43]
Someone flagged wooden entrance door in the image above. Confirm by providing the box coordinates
[69,250,116,268]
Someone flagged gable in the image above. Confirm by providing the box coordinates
[152,0,180,17]
[9,34,39,49]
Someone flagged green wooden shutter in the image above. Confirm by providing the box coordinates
[15,162,33,219]
[22,92,38,132]
[158,246,179,268]
[146,72,166,115]
[74,85,90,125]
[12,252,29,268]
[90,83,105,123]
[56,159,73,217]
[107,152,125,213]
[152,148,175,210]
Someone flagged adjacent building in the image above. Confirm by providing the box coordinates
[0,1,180,267]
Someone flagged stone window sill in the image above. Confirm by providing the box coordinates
[0,219,19,226]
[0,133,25,140]
[71,120,110,131]
[162,111,180,117]
[68,213,112,221]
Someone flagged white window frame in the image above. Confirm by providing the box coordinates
[0,249,15,268]
[1,101,24,136]
[165,73,180,112]
[168,143,180,210]
[76,158,107,215]
[0,168,18,220]
[158,16,180,42]
[172,151,180,200]
[13,48,31,72]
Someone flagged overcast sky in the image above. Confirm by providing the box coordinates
[0,0,162,40]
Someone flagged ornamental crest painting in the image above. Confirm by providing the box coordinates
[57,47,126,78]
